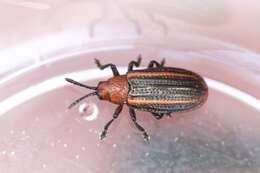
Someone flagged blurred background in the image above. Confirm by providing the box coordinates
[0,0,260,173]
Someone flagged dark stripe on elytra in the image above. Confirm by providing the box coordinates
[128,77,203,89]
[133,67,196,75]
[130,102,199,112]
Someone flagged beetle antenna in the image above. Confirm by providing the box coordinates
[65,78,97,90]
[68,92,97,109]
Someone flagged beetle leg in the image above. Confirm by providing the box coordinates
[152,113,164,119]
[95,59,120,76]
[148,58,165,68]
[129,108,150,141]
[166,112,172,118]
[128,55,142,71]
[100,105,123,140]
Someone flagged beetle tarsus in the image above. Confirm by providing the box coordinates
[143,133,150,142]
[152,113,164,119]
[95,58,120,76]
[166,112,172,118]
[129,108,150,141]
[99,105,123,140]
[100,130,107,140]
[148,59,165,68]
[128,54,142,71]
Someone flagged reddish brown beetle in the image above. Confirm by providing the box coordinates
[66,56,208,141]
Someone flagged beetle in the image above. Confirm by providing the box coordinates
[65,55,208,141]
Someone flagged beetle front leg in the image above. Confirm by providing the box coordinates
[128,55,142,71]
[100,105,123,140]
[95,59,120,76]
[148,58,165,68]
[129,108,149,141]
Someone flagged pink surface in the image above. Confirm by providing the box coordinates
[0,1,260,173]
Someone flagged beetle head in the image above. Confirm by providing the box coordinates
[96,81,110,101]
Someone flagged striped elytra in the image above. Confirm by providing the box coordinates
[127,67,208,114]
[66,57,208,141]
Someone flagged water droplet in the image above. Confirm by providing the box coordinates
[10,130,15,135]
[63,143,68,148]
[249,150,254,157]
[42,164,47,169]
[221,141,225,146]
[88,128,93,133]
[10,151,15,156]
[79,103,99,121]
[50,142,55,147]
[35,117,40,122]
[127,134,131,139]
[145,152,150,157]
[21,130,26,135]
[112,144,117,148]
[174,137,179,142]
[1,150,7,155]
[75,155,80,159]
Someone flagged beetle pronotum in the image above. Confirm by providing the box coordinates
[66,56,208,141]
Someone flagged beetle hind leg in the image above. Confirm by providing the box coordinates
[152,113,164,119]
[166,112,172,117]
[128,55,142,71]
[95,59,120,76]
[148,58,165,68]
[100,105,123,140]
[129,108,150,141]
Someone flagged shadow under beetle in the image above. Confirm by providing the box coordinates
[66,55,208,141]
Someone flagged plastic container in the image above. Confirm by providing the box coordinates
[0,1,260,173]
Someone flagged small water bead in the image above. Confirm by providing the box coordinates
[21,130,26,135]
[1,150,7,155]
[50,142,55,147]
[9,151,15,156]
[112,144,117,148]
[79,103,99,121]
[63,143,68,148]
[10,130,15,135]
[75,155,80,159]
[34,116,40,122]
[127,134,131,139]
[42,164,47,169]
